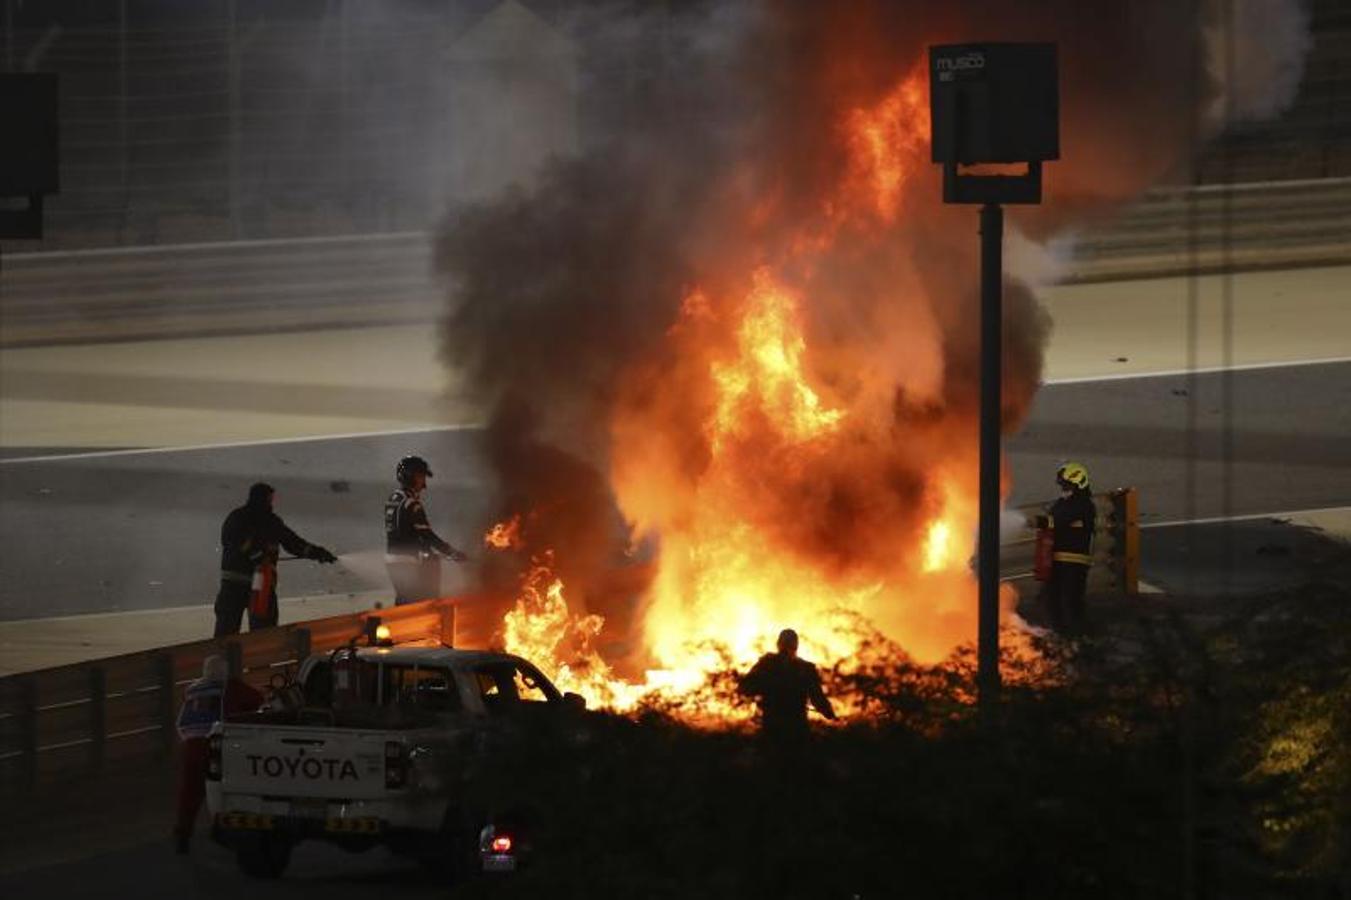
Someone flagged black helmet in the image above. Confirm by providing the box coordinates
[246,482,275,508]
[396,455,433,487]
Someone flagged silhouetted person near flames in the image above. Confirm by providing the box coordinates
[741,628,836,743]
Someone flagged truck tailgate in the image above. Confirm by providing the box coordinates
[221,724,394,800]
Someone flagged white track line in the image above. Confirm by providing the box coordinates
[0,423,481,465]
[4,359,1347,464]
[1140,504,1351,529]
[3,229,427,262]
[1043,355,1351,386]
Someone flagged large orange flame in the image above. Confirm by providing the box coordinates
[486,59,1025,720]
[710,269,844,447]
[483,515,524,551]
[836,59,931,224]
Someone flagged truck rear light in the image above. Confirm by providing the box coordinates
[491,835,513,854]
[384,740,407,789]
[206,734,223,781]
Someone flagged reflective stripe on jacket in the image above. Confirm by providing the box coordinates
[1047,489,1096,567]
[1052,550,1094,565]
[384,488,452,557]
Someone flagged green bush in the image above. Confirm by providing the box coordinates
[456,582,1351,899]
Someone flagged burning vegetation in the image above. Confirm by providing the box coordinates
[435,0,1310,720]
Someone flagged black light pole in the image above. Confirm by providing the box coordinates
[929,43,1058,707]
[977,201,1003,701]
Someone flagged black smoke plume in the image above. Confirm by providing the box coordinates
[434,0,1308,653]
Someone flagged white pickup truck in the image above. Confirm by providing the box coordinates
[205,644,585,879]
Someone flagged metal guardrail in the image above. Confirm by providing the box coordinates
[0,231,442,347]
[2,181,1347,347]
[0,596,497,793]
[1062,178,1351,283]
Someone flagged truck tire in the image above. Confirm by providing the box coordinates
[236,834,293,879]
[417,808,479,883]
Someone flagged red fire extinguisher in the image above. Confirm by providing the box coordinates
[1034,526,1055,582]
[248,560,277,622]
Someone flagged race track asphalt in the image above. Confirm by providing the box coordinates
[0,427,493,622]
[1,360,1348,622]
[1007,361,1351,519]
[0,831,456,899]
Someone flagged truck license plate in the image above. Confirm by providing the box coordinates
[289,798,327,820]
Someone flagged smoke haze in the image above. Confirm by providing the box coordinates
[434,0,1311,665]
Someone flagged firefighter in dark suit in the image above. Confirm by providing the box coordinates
[214,482,336,637]
[384,456,467,605]
[1039,462,1096,634]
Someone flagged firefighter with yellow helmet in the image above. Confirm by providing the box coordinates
[1038,461,1097,633]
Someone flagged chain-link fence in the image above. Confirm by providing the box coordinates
[3,0,578,250]
[3,0,1349,252]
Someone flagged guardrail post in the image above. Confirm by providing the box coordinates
[293,627,311,663]
[1122,487,1139,595]
[225,641,243,679]
[439,601,455,648]
[156,652,176,756]
[89,667,107,773]
[19,675,37,789]
[1107,488,1141,595]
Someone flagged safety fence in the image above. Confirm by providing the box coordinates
[0,596,494,794]
[5,0,1347,255]
[0,231,441,347]
[3,178,1348,347]
[1062,177,1351,283]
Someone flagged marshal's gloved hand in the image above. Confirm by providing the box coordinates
[309,545,338,564]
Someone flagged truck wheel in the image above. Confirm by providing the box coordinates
[236,835,292,879]
[418,809,479,883]
[417,832,477,884]
[417,851,456,881]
